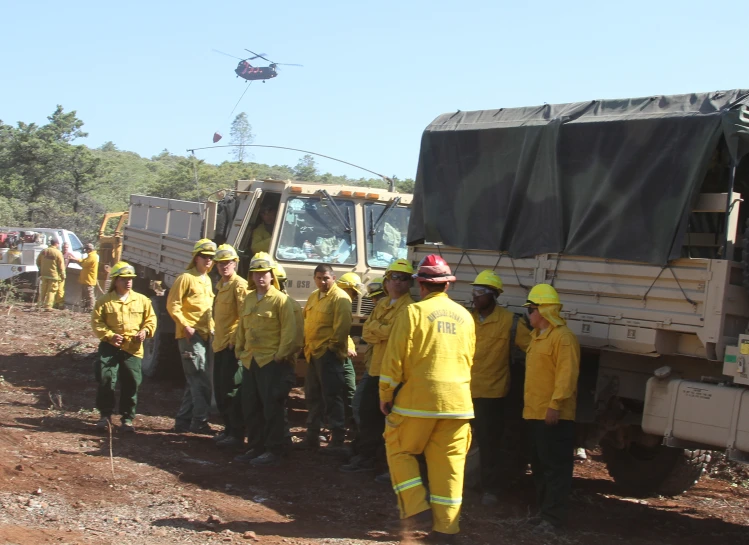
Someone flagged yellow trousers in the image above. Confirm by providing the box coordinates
[39,278,59,309]
[55,279,65,308]
[384,413,471,534]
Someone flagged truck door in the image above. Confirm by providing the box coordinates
[226,188,263,251]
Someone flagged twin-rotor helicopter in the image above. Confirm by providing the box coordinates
[213,48,303,83]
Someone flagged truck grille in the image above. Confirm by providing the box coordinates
[357,295,375,317]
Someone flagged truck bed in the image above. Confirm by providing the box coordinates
[410,245,749,361]
[121,195,204,288]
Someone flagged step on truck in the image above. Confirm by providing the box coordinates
[407,89,749,496]
[120,178,412,377]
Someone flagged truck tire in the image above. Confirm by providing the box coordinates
[601,441,710,497]
[140,295,179,379]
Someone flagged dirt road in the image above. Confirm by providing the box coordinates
[0,304,747,545]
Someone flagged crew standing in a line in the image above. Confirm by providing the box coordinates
[234,252,299,466]
[523,283,580,534]
[167,239,216,434]
[341,260,414,474]
[36,237,65,310]
[212,244,248,448]
[380,254,475,543]
[469,270,530,505]
[303,264,352,450]
[91,261,156,432]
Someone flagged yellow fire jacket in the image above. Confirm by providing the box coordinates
[78,251,99,286]
[362,293,414,376]
[523,324,580,421]
[471,306,531,398]
[380,292,476,419]
[235,286,300,368]
[166,269,215,341]
[251,224,272,254]
[303,283,352,361]
[212,273,248,353]
[36,247,65,281]
[91,290,157,358]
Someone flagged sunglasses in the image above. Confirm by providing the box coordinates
[388,272,411,282]
[472,287,494,297]
[527,306,539,315]
[196,253,214,260]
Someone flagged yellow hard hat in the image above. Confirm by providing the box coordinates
[366,277,385,298]
[273,262,287,280]
[192,238,217,256]
[337,272,366,295]
[471,270,503,292]
[524,283,561,306]
[386,258,414,276]
[214,244,239,262]
[110,261,137,278]
[249,251,275,272]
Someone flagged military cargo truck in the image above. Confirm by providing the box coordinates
[408,90,749,496]
[120,178,412,377]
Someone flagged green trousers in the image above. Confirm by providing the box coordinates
[243,359,295,454]
[343,357,356,430]
[214,348,244,438]
[305,350,347,441]
[94,342,142,422]
[527,419,575,527]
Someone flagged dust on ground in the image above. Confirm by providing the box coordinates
[0,303,747,545]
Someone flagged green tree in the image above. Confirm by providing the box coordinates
[229,113,254,162]
[294,154,318,181]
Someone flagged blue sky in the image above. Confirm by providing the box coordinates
[2,0,747,180]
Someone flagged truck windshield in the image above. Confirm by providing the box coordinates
[276,196,357,265]
[364,202,410,267]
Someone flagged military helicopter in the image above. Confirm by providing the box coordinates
[213,49,303,83]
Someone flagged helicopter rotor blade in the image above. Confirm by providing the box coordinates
[212,49,245,60]
[275,63,304,67]
[245,49,272,63]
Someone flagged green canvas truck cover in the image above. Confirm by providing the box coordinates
[408,90,749,265]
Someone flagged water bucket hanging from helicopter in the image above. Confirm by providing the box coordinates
[213,132,223,143]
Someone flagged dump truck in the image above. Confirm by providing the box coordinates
[120,178,412,377]
[408,89,749,496]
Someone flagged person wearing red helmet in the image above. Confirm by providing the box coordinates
[379,254,475,543]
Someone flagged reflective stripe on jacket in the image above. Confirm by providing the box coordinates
[379,292,475,419]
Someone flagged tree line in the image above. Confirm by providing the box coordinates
[0,107,414,244]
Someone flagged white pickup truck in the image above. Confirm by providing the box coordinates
[0,228,86,305]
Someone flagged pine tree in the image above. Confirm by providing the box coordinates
[229,113,254,162]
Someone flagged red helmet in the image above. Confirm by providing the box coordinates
[415,254,456,283]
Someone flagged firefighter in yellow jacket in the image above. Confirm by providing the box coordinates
[91,261,156,432]
[167,239,216,434]
[234,253,299,466]
[380,254,475,542]
[341,260,414,474]
[523,283,580,534]
[336,272,366,436]
[303,264,352,450]
[212,244,248,448]
[470,270,531,505]
[36,238,65,310]
[77,243,99,311]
